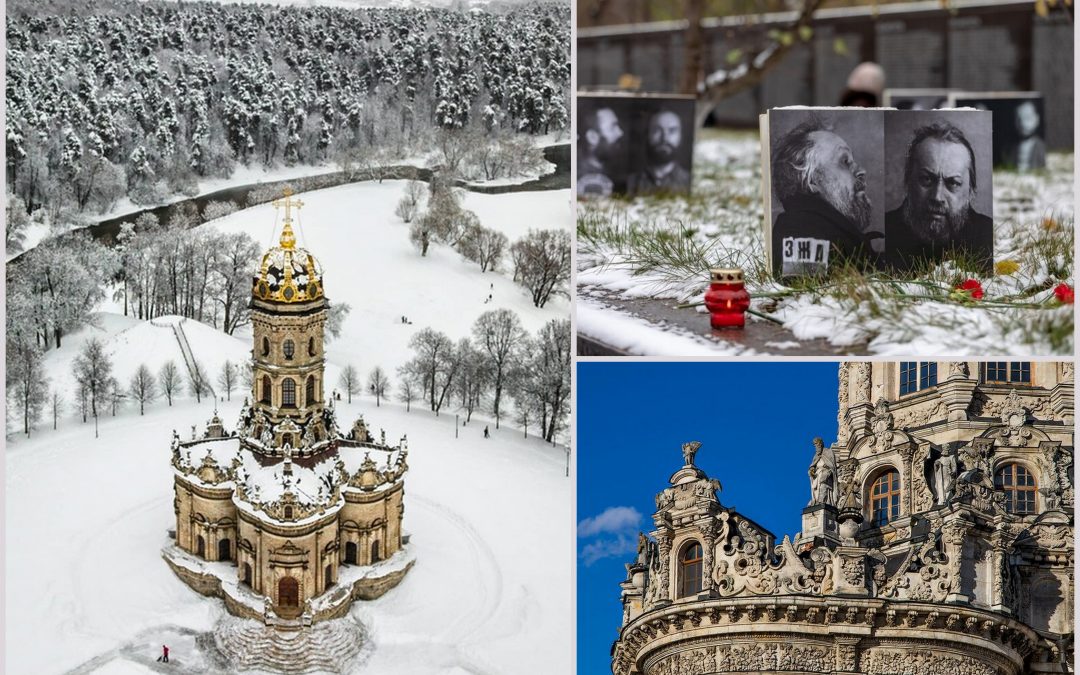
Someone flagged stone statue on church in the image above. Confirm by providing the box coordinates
[808,437,837,507]
[682,441,701,466]
[932,446,958,505]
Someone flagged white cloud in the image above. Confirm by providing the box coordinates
[578,506,642,538]
[580,534,637,566]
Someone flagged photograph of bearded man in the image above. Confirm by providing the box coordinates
[884,113,993,273]
[769,113,884,278]
[577,102,626,197]
[626,109,691,194]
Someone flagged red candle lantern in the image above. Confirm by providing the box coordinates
[703,268,751,329]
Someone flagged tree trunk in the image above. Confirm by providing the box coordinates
[678,0,705,96]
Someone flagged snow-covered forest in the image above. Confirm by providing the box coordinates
[5,0,570,225]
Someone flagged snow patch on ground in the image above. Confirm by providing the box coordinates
[6,393,570,674]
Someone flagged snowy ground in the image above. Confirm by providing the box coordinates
[577,130,1075,356]
[184,180,571,384]
[6,392,571,674]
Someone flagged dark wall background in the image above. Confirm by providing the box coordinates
[578,0,1074,150]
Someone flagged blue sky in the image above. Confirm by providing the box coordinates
[576,361,841,675]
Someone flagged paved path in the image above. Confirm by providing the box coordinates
[577,289,869,356]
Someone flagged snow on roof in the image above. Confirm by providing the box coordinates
[235,448,341,508]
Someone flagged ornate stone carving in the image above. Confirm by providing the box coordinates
[853,363,872,403]
[835,641,857,672]
[948,362,970,378]
[862,649,997,675]
[995,391,1032,446]
[713,522,830,598]
[838,363,851,444]
[650,642,835,675]
[870,400,897,453]
[895,399,947,429]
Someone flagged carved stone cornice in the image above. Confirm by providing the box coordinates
[613,597,1038,675]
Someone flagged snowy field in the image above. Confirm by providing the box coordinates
[6,179,572,673]
[578,131,1075,356]
[6,393,571,674]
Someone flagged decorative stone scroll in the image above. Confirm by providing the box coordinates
[713,521,831,598]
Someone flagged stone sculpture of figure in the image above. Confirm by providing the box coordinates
[682,441,702,466]
[932,446,959,505]
[808,437,837,506]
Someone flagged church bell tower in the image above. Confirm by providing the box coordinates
[249,189,328,450]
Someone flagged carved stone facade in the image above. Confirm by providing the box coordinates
[166,195,412,627]
[614,362,1073,675]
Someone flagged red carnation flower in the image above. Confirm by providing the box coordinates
[955,279,984,301]
[1053,283,1074,305]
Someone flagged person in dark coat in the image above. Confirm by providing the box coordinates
[885,122,993,274]
[483,426,490,439]
[770,119,880,278]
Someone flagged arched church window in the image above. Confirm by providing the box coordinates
[261,337,270,357]
[308,337,317,356]
[306,376,316,405]
[371,540,381,563]
[261,376,272,404]
[870,470,901,526]
[284,505,294,519]
[283,339,295,360]
[678,541,703,598]
[995,463,1037,514]
[282,379,296,408]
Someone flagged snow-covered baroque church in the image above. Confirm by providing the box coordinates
[164,191,413,626]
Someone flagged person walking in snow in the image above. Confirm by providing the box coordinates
[159,645,169,663]
[484,426,490,439]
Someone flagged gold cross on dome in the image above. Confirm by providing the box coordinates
[272,188,304,223]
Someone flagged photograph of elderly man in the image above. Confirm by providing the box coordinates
[626,108,692,194]
[769,111,883,278]
[884,111,993,273]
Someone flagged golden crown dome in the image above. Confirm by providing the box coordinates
[252,189,324,304]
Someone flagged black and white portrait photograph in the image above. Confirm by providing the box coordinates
[576,94,695,198]
[883,88,951,110]
[767,108,884,278]
[883,109,994,273]
[949,92,1047,171]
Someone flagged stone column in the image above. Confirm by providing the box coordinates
[657,529,672,605]
[699,522,717,596]
[942,520,970,603]
[899,444,916,517]
[939,363,977,421]
[1051,373,1074,425]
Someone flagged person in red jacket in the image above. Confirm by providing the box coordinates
[162,645,169,663]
